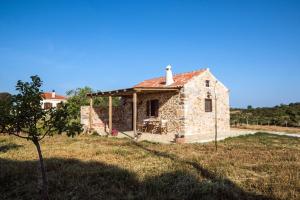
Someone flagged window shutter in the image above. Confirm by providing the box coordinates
[44,102,53,109]
[154,100,159,117]
[151,100,155,117]
[147,99,159,117]
[206,80,210,87]
[205,99,212,112]
[146,100,150,116]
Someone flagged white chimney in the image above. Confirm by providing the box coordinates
[51,90,55,98]
[165,65,174,86]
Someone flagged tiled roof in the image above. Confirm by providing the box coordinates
[134,69,207,88]
[41,92,66,100]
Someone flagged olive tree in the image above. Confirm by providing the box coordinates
[2,76,82,200]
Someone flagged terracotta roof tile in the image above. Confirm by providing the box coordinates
[41,92,67,100]
[134,69,207,88]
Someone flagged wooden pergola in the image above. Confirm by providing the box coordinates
[87,87,180,136]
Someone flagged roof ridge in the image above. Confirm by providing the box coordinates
[138,68,207,82]
[134,68,208,88]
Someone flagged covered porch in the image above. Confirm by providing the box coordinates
[86,87,180,137]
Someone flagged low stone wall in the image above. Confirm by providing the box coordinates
[81,106,130,134]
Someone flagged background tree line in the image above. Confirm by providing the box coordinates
[231,103,300,127]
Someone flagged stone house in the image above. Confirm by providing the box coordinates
[81,66,230,143]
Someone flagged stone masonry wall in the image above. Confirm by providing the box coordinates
[81,105,128,134]
[183,70,230,142]
[121,91,185,135]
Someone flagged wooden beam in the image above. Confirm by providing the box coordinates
[133,92,137,136]
[87,87,180,97]
[109,95,112,135]
[134,87,180,91]
[89,97,93,132]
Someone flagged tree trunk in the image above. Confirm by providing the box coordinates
[33,139,49,200]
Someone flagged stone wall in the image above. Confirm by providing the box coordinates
[183,70,230,142]
[121,91,185,134]
[81,105,129,134]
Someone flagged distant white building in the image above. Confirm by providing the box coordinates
[41,90,67,109]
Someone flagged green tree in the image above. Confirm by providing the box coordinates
[230,102,300,127]
[66,87,93,120]
[0,93,12,133]
[66,87,120,120]
[1,76,82,200]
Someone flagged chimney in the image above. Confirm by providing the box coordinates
[165,65,174,86]
[51,90,55,98]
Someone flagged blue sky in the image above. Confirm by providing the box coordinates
[0,0,299,108]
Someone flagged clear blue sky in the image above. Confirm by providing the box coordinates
[0,0,299,108]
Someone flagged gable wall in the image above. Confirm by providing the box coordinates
[183,71,230,142]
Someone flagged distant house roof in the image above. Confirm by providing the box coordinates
[134,69,207,88]
[41,92,66,100]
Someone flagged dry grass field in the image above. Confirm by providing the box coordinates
[0,133,299,200]
[232,124,300,134]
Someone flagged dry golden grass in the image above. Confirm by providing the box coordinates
[233,124,300,134]
[0,132,299,200]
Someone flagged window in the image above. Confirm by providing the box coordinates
[205,99,212,112]
[146,99,159,117]
[56,103,62,109]
[205,80,210,87]
[44,102,52,109]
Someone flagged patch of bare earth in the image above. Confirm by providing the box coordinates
[0,132,299,199]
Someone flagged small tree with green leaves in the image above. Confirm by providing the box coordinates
[0,92,12,133]
[2,76,82,200]
[66,87,120,121]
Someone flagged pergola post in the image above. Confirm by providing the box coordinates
[108,95,112,135]
[133,92,137,136]
[89,97,93,132]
